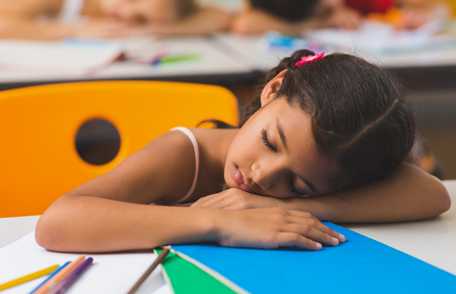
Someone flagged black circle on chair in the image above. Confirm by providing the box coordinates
[75,118,121,165]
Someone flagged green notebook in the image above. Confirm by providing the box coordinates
[155,249,237,294]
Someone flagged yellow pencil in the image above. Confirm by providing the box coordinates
[0,264,59,291]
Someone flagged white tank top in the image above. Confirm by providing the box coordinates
[171,127,200,202]
[60,0,84,23]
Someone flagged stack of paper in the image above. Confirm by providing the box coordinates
[156,248,236,294]
[169,223,456,293]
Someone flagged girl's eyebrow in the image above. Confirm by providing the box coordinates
[276,118,318,194]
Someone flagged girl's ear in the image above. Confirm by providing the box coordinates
[260,69,287,107]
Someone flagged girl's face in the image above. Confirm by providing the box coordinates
[99,0,176,22]
[224,73,338,198]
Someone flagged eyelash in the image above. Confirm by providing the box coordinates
[261,129,278,152]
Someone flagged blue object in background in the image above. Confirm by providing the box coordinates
[266,33,297,49]
[173,223,456,293]
[266,32,308,50]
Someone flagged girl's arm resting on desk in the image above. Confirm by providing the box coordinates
[284,163,451,223]
[35,196,218,252]
[36,196,343,252]
[0,19,72,40]
[35,131,214,252]
[0,18,136,40]
[193,163,450,223]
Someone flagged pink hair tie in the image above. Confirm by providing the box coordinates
[294,52,326,68]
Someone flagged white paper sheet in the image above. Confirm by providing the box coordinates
[0,232,170,294]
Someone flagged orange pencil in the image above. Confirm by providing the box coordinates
[35,256,85,294]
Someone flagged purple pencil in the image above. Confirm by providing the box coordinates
[49,257,93,294]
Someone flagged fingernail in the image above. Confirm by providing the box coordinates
[331,237,339,245]
[315,242,322,249]
[338,233,346,242]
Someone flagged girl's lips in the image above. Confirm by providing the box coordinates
[232,166,254,192]
[233,166,245,187]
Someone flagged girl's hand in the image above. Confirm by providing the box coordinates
[213,207,346,250]
[191,188,284,210]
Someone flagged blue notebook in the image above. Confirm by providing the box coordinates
[173,223,456,293]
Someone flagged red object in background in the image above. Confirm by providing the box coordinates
[345,0,394,14]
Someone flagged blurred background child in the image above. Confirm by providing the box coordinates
[230,0,450,35]
[231,0,362,35]
[0,0,231,39]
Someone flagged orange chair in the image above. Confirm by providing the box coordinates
[0,81,239,217]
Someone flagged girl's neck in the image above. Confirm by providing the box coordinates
[194,128,238,194]
[211,128,237,171]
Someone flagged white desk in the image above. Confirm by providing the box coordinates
[0,37,254,89]
[215,32,456,70]
[3,33,456,90]
[1,180,455,293]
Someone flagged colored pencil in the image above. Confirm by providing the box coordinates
[0,264,59,291]
[158,53,200,65]
[35,256,85,294]
[127,247,170,294]
[29,261,71,294]
[48,257,93,294]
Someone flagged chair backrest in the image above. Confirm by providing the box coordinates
[0,81,239,217]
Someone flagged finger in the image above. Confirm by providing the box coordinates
[211,194,253,210]
[222,200,250,210]
[276,233,322,250]
[191,195,217,207]
[307,227,340,246]
[314,223,347,243]
[204,197,234,209]
[286,212,346,242]
[287,210,313,218]
[282,224,339,246]
[192,194,225,208]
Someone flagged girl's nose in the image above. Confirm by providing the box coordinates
[251,157,286,191]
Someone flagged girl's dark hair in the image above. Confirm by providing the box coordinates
[244,49,415,191]
[249,0,318,22]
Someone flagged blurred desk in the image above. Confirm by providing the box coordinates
[215,34,456,92]
[0,37,256,90]
[1,34,456,92]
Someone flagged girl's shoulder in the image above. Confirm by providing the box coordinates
[68,129,201,204]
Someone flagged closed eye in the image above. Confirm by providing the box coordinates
[261,129,277,152]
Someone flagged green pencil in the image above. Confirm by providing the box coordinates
[159,53,200,65]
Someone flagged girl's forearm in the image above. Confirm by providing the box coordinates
[36,195,218,252]
[0,19,70,39]
[284,164,451,223]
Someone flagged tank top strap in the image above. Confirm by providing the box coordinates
[171,127,200,202]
